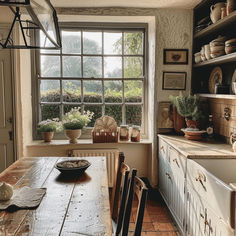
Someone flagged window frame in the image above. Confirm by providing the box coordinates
[32,22,148,140]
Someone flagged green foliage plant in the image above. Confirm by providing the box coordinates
[62,107,94,130]
[169,93,202,121]
[37,119,62,133]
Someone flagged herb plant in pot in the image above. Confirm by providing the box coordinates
[37,119,61,142]
[62,107,94,143]
[170,93,202,129]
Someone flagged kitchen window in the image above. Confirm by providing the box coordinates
[32,23,147,138]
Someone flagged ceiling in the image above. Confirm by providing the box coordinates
[51,0,202,10]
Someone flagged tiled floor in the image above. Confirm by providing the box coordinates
[110,188,180,235]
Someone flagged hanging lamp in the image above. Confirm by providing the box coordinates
[0,0,61,49]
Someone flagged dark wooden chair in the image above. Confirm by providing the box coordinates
[112,162,130,236]
[111,152,125,222]
[121,171,148,236]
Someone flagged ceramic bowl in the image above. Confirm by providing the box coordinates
[194,52,202,63]
[210,51,225,58]
[204,44,211,60]
[210,45,225,53]
[225,45,236,54]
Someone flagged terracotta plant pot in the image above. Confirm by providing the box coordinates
[185,119,200,129]
[173,106,185,134]
[41,132,54,142]
[65,129,82,143]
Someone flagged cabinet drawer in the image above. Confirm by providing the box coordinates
[159,138,168,161]
[169,146,186,177]
[187,159,234,228]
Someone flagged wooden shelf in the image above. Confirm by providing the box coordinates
[194,11,236,40]
[193,52,236,67]
[197,93,236,99]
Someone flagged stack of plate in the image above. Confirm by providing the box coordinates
[210,36,227,58]
[225,38,236,54]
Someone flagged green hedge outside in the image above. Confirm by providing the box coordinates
[40,91,142,126]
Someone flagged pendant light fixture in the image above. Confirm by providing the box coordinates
[0,0,61,49]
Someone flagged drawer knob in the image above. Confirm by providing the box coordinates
[160,146,165,153]
[195,175,206,191]
[165,172,172,180]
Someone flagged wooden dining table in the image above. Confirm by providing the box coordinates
[0,156,112,236]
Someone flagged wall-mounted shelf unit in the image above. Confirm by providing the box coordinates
[197,93,236,99]
[192,0,236,96]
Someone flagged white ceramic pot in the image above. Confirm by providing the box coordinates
[200,46,206,61]
[204,44,211,60]
[194,52,202,64]
[65,129,82,143]
[210,2,226,23]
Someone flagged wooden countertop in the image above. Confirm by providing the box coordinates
[158,134,236,159]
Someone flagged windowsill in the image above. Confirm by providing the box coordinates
[27,139,152,147]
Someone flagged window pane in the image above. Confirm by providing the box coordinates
[62,80,81,102]
[104,80,122,103]
[40,31,60,54]
[63,56,81,77]
[124,80,142,103]
[84,105,102,127]
[124,32,143,55]
[104,32,122,55]
[41,105,60,121]
[40,55,60,77]
[40,80,60,102]
[83,56,102,78]
[124,57,143,78]
[126,105,142,126]
[83,31,102,54]
[83,80,102,103]
[64,105,81,114]
[104,57,122,78]
[62,31,81,54]
[105,105,122,126]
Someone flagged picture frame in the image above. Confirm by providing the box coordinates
[163,49,188,65]
[162,71,186,90]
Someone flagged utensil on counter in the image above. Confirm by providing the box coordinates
[208,66,223,93]
[210,2,226,23]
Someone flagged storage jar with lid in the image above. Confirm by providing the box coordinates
[119,125,129,141]
[131,126,140,142]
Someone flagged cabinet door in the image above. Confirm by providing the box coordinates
[170,171,185,233]
[158,152,169,204]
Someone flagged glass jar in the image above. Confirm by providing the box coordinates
[131,126,140,142]
[119,125,129,141]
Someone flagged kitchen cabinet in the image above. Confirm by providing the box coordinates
[158,138,186,234]
[192,1,236,95]
[158,135,236,236]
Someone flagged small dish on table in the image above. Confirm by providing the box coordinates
[181,128,206,140]
[55,159,91,176]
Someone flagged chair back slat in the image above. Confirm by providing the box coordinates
[121,169,137,236]
[133,177,148,236]
[111,152,125,221]
[115,163,130,235]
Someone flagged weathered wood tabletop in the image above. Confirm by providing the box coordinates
[0,156,112,236]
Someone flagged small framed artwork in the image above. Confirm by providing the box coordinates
[162,71,186,90]
[163,49,188,65]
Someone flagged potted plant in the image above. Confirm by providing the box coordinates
[170,93,203,129]
[62,107,94,143]
[37,119,61,142]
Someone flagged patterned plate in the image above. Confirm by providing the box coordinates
[208,66,223,94]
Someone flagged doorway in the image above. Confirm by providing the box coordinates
[0,28,15,172]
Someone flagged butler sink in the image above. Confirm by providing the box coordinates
[187,158,236,229]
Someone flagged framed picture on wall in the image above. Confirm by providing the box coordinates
[163,49,188,64]
[162,71,186,90]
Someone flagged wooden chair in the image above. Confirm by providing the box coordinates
[111,152,125,221]
[112,162,130,236]
[121,172,148,236]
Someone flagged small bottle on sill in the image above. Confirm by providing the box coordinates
[206,114,214,140]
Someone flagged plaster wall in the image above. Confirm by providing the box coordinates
[15,7,193,187]
[0,7,13,23]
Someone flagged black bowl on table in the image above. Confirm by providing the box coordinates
[55,159,91,176]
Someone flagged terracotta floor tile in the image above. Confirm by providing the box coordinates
[141,232,158,236]
[157,232,180,236]
[153,222,177,232]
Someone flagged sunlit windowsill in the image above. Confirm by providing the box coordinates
[27,139,152,147]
